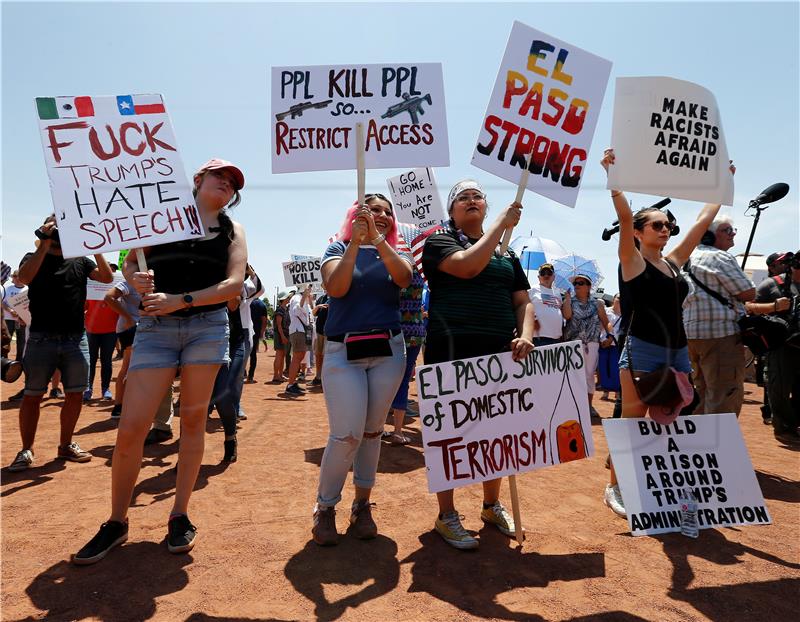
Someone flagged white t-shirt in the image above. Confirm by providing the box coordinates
[288,293,311,334]
[528,284,565,339]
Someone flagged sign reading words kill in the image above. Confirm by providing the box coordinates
[386,168,446,229]
[36,94,203,258]
[607,77,733,205]
[271,64,449,173]
[283,257,322,291]
[417,341,594,493]
[472,21,612,208]
[603,414,770,536]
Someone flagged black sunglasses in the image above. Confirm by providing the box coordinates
[573,280,590,286]
[539,269,554,276]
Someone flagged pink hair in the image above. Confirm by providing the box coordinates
[337,199,399,249]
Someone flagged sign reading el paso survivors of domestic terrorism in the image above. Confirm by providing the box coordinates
[271,64,449,173]
[603,414,770,536]
[386,168,446,229]
[607,77,733,205]
[283,258,322,290]
[472,21,612,208]
[35,94,203,258]
[417,341,594,493]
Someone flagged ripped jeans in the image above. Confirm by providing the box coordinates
[316,333,406,508]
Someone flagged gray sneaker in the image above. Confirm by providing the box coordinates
[8,449,34,472]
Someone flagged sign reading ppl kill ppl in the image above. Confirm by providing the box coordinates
[35,94,203,258]
[271,64,449,173]
[472,21,612,208]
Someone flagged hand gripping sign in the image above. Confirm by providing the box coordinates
[35,94,203,259]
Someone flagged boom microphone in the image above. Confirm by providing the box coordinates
[753,182,789,206]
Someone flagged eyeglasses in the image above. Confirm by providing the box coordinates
[456,192,486,203]
[647,221,675,233]
[539,270,554,276]
[573,280,590,287]
[718,227,737,235]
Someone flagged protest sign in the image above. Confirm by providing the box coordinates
[6,287,31,326]
[607,77,733,205]
[271,64,449,173]
[118,249,130,266]
[283,257,322,292]
[417,341,594,493]
[86,272,125,301]
[472,21,612,208]
[35,94,203,258]
[386,168,446,229]
[603,414,770,536]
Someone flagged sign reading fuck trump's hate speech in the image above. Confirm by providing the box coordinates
[417,341,594,493]
[607,77,733,205]
[35,94,203,258]
[271,64,449,173]
[472,22,612,208]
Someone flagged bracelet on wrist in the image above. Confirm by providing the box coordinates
[611,191,623,198]
[370,233,386,246]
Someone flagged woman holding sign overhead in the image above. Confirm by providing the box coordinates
[73,158,248,564]
[311,194,412,547]
[600,149,735,518]
[422,179,535,550]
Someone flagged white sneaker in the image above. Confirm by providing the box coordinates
[604,484,626,517]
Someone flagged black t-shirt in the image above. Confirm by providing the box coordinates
[756,275,799,330]
[250,298,267,331]
[273,305,289,338]
[315,294,329,334]
[422,229,530,345]
[21,252,96,334]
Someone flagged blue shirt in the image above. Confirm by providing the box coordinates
[321,241,412,336]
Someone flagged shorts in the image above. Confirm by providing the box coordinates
[23,332,89,395]
[117,326,137,350]
[289,331,308,352]
[274,333,288,351]
[315,334,326,358]
[618,335,692,374]
[129,308,230,371]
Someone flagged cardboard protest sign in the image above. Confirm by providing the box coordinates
[86,272,125,301]
[271,64,449,173]
[282,257,322,292]
[35,94,203,258]
[603,414,770,536]
[607,77,733,205]
[386,168,446,229]
[6,287,31,326]
[472,21,612,208]
[417,341,594,493]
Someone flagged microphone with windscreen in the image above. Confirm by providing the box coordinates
[752,182,789,206]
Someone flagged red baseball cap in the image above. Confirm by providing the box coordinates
[196,158,245,190]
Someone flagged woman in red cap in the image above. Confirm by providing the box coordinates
[73,159,248,564]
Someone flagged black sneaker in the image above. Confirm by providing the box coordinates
[144,428,173,445]
[223,438,238,463]
[167,514,197,553]
[72,520,128,565]
[110,404,122,419]
[285,383,305,396]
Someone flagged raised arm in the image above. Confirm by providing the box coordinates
[601,149,645,282]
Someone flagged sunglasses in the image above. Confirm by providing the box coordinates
[539,270,554,276]
[647,221,675,232]
[573,280,590,287]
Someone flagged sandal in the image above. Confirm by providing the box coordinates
[388,433,410,446]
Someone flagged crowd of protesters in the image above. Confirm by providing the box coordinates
[2,152,798,564]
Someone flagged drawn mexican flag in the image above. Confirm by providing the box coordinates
[36,96,94,120]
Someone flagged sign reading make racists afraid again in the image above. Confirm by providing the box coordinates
[35,94,203,259]
[472,21,612,208]
[271,64,449,173]
[607,77,734,205]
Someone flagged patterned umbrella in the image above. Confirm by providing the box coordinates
[509,236,568,281]
[551,254,604,294]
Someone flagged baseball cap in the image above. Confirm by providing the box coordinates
[538,263,555,274]
[277,287,297,301]
[766,252,785,266]
[196,158,245,190]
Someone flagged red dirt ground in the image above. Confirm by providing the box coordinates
[2,349,799,621]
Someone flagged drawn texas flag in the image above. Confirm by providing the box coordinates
[116,94,166,116]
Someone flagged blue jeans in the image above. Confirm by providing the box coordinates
[317,333,406,508]
[23,332,89,395]
[87,332,117,392]
[391,343,421,411]
[211,335,247,437]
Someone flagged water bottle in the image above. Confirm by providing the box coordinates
[679,489,699,538]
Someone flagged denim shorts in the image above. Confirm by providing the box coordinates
[129,308,230,371]
[23,332,89,395]
[618,335,692,374]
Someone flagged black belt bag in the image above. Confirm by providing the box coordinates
[329,329,399,360]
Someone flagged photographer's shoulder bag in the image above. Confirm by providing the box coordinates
[685,265,788,356]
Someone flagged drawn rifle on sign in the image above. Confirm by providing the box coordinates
[381,93,432,125]
[275,99,333,121]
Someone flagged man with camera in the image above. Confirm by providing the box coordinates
[746,251,800,443]
[7,215,113,472]
[683,216,755,417]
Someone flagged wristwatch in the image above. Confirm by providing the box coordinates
[182,293,194,308]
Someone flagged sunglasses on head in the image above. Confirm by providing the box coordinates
[648,221,675,232]
[573,280,590,287]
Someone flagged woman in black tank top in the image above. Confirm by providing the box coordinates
[599,149,735,519]
[74,159,248,565]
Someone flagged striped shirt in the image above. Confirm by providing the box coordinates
[682,245,754,339]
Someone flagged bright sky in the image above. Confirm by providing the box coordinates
[3,1,799,302]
